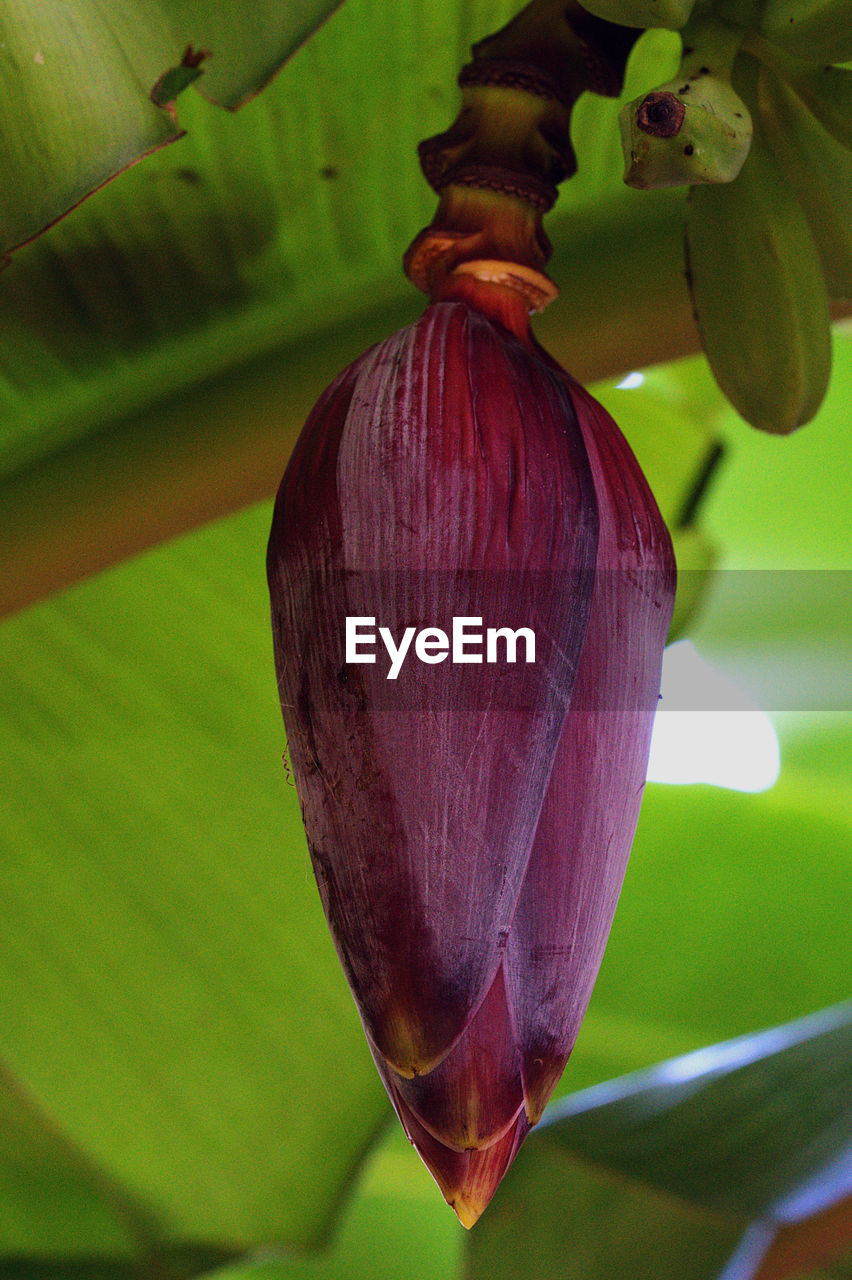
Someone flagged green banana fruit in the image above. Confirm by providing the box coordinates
[758,61,852,299]
[577,0,696,28]
[620,74,752,186]
[620,19,752,187]
[758,51,852,151]
[685,53,832,433]
[758,0,852,64]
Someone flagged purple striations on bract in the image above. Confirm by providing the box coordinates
[267,282,675,1227]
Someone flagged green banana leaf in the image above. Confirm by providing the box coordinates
[193,1004,852,1280]
[467,1003,852,1280]
[1,1,851,1276]
[0,502,391,1265]
[0,0,343,260]
[1,429,849,1270]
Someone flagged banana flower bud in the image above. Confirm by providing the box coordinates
[267,283,675,1227]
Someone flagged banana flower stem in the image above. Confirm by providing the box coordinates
[405,0,642,306]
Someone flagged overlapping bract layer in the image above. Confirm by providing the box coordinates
[267,299,675,1225]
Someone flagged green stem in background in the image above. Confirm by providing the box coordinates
[0,197,704,621]
[404,0,640,306]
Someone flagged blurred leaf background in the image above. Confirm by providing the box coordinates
[0,1,849,1277]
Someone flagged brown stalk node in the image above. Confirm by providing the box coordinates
[417,153,558,211]
[470,0,641,102]
[458,58,573,108]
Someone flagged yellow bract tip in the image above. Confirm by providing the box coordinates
[450,1194,488,1230]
